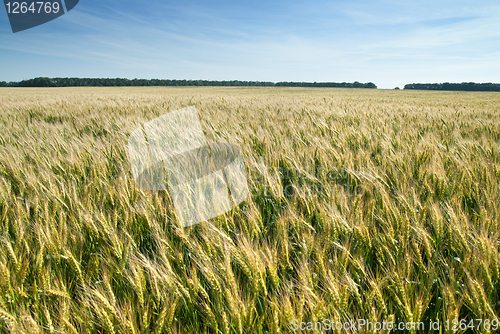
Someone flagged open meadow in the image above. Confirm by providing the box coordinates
[0,87,499,333]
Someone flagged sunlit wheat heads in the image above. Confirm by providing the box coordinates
[0,87,499,333]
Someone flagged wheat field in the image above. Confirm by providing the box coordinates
[0,87,499,333]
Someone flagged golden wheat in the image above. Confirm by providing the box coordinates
[0,87,499,333]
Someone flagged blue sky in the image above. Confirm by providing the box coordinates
[1,0,499,88]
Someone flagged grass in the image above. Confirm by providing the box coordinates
[0,86,499,333]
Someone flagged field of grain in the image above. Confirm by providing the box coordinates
[0,87,499,333]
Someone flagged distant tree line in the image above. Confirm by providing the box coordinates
[404,82,500,92]
[0,77,377,89]
[275,81,377,88]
